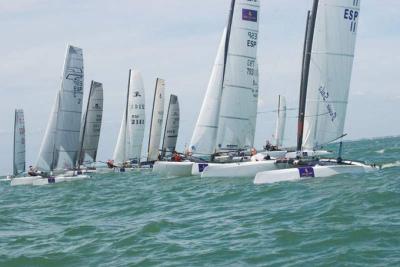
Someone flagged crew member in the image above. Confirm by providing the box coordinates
[171,151,182,162]
[28,166,38,177]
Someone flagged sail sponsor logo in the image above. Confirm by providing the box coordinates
[344,8,359,32]
[298,167,315,178]
[242,9,257,22]
[198,163,208,173]
[66,67,83,98]
[319,86,337,122]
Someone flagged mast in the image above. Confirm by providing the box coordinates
[222,0,235,84]
[161,95,172,159]
[275,95,281,147]
[51,92,61,172]
[296,0,319,152]
[12,110,17,176]
[147,78,159,162]
[124,70,132,162]
[77,81,93,167]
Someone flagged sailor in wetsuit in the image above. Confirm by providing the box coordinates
[28,166,39,177]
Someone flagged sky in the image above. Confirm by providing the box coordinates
[0,0,399,175]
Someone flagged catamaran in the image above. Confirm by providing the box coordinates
[12,45,90,186]
[111,69,145,172]
[77,81,104,173]
[254,0,378,185]
[154,0,262,177]
[5,109,26,181]
[161,94,180,159]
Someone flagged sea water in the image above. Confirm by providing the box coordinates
[1,137,399,266]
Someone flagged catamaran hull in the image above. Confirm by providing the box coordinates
[11,176,43,186]
[201,160,280,178]
[152,161,193,177]
[32,175,90,186]
[259,150,287,159]
[254,161,377,185]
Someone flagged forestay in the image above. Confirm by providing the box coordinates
[216,0,260,151]
[13,109,25,176]
[78,81,103,165]
[302,0,360,150]
[162,94,180,155]
[147,78,165,162]
[190,28,227,155]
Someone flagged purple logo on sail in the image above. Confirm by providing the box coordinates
[242,9,257,22]
[298,167,315,178]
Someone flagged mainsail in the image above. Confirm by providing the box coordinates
[13,109,25,176]
[274,95,286,148]
[113,69,145,164]
[301,0,360,150]
[190,28,227,155]
[162,94,180,156]
[191,0,261,155]
[147,78,165,162]
[78,81,103,165]
[36,45,84,171]
[215,0,260,151]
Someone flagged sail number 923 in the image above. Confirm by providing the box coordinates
[247,31,257,47]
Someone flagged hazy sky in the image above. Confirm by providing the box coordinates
[0,0,399,175]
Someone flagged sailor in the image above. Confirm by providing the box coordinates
[250,148,264,162]
[28,166,38,176]
[171,151,182,162]
[106,160,115,169]
[265,140,272,151]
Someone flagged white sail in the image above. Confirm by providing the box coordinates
[303,0,360,150]
[113,107,127,164]
[190,28,227,155]
[249,60,259,146]
[13,109,25,176]
[274,95,286,148]
[55,45,84,170]
[162,94,180,154]
[128,70,145,162]
[79,81,103,164]
[147,78,165,162]
[216,0,260,151]
[113,69,145,164]
[36,92,60,171]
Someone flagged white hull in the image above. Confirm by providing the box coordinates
[11,176,43,186]
[152,161,193,177]
[201,160,280,178]
[32,175,90,186]
[254,161,378,185]
[259,150,287,159]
